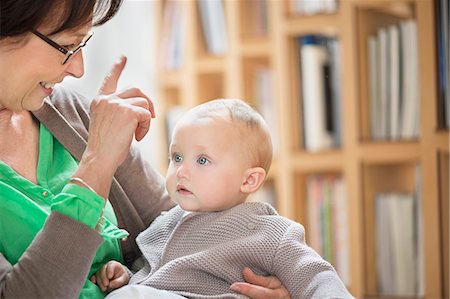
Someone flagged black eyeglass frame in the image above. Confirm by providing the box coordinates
[31,30,94,65]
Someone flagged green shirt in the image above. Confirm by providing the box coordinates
[0,124,129,299]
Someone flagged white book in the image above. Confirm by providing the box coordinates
[368,36,381,140]
[167,1,184,70]
[388,25,401,139]
[378,28,389,139]
[198,0,228,55]
[331,178,350,286]
[400,20,419,139]
[377,193,418,296]
[300,37,333,151]
[390,193,416,296]
[376,194,395,295]
[294,0,338,15]
[255,68,279,154]
[414,165,424,296]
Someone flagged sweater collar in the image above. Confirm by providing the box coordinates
[32,97,87,162]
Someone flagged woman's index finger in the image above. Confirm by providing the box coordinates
[99,56,127,95]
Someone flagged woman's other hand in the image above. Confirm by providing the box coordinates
[230,267,290,299]
[73,56,155,198]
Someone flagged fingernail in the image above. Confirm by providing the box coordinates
[230,284,240,292]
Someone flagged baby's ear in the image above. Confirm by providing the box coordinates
[241,167,266,194]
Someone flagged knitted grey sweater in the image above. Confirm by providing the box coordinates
[130,202,353,299]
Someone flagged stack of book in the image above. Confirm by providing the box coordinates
[198,0,228,55]
[306,175,349,286]
[375,192,422,296]
[367,20,419,140]
[159,0,184,70]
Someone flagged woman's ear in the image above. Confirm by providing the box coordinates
[241,167,266,194]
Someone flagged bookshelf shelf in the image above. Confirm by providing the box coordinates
[286,15,340,36]
[291,151,343,172]
[196,57,226,72]
[156,0,448,297]
[359,142,421,162]
[240,41,271,56]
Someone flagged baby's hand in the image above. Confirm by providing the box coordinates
[90,260,130,292]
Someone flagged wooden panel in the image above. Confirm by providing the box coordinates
[285,14,340,36]
[196,72,225,103]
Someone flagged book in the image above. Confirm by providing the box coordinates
[291,0,338,16]
[327,38,342,146]
[436,0,450,128]
[378,27,389,139]
[368,20,420,140]
[400,20,419,139]
[376,194,395,294]
[388,25,401,139]
[368,35,382,140]
[331,178,349,286]
[160,0,184,70]
[306,175,323,255]
[306,174,349,284]
[198,0,228,55]
[375,192,419,296]
[299,35,334,151]
[254,67,279,154]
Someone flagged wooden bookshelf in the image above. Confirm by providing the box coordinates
[155,0,448,298]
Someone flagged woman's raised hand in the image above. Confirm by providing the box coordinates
[73,56,155,198]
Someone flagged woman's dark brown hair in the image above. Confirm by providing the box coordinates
[0,0,123,39]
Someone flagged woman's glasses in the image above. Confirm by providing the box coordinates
[31,30,94,65]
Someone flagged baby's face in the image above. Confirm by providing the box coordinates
[166,117,250,212]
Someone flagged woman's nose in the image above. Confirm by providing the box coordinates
[65,50,85,78]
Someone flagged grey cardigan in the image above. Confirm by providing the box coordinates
[130,203,353,299]
[0,87,174,299]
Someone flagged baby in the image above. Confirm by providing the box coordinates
[92,99,353,299]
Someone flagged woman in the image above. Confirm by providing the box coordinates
[0,0,290,298]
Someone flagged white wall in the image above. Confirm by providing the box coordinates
[62,0,162,167]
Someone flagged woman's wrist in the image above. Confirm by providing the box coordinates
[73,152,117,199]
[69,177,97,194]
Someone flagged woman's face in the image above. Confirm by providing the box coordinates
[0,24,90,112]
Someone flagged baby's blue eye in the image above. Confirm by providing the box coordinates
[172,153,183,163]
[197,156,209,165]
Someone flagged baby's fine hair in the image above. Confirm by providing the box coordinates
[189,99,273,173]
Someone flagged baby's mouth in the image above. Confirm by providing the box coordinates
[177,185,193,195]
